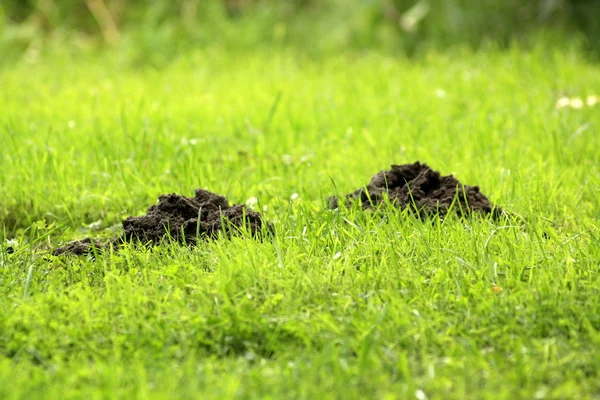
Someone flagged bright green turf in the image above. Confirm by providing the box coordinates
[1,42,599,399]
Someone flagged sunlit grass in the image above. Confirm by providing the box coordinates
[0,42,599,399]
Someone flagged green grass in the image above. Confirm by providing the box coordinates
[1,41,599,399]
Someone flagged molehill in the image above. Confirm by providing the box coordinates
[328,162,501,218]
[53,189,267,256]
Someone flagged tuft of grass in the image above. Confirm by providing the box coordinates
[0,41,599,399]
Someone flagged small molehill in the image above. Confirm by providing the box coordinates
[329,162,502,218]
[53,189,268,256]
[51,237,106,257]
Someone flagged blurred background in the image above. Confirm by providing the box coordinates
[1,0,599,65]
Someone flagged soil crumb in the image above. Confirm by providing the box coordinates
[53,189,268,256]
[329,162,502,218]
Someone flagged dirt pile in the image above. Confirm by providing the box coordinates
[329,162,502,218]
[51,238,106,256]
[53,189,268,256]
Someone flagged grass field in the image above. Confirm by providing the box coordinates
[1,41,600,399]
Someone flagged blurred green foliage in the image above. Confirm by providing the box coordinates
[1,0,599,63]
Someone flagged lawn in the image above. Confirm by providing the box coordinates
[1,42,599,399]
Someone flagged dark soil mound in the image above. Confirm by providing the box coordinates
[329,162,502,218]
[51,237,106,256]
[53,189,268,256]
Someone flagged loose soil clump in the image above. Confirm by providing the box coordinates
[53,189,268,256]
[51,237,106,256]
[329,162,502,218]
